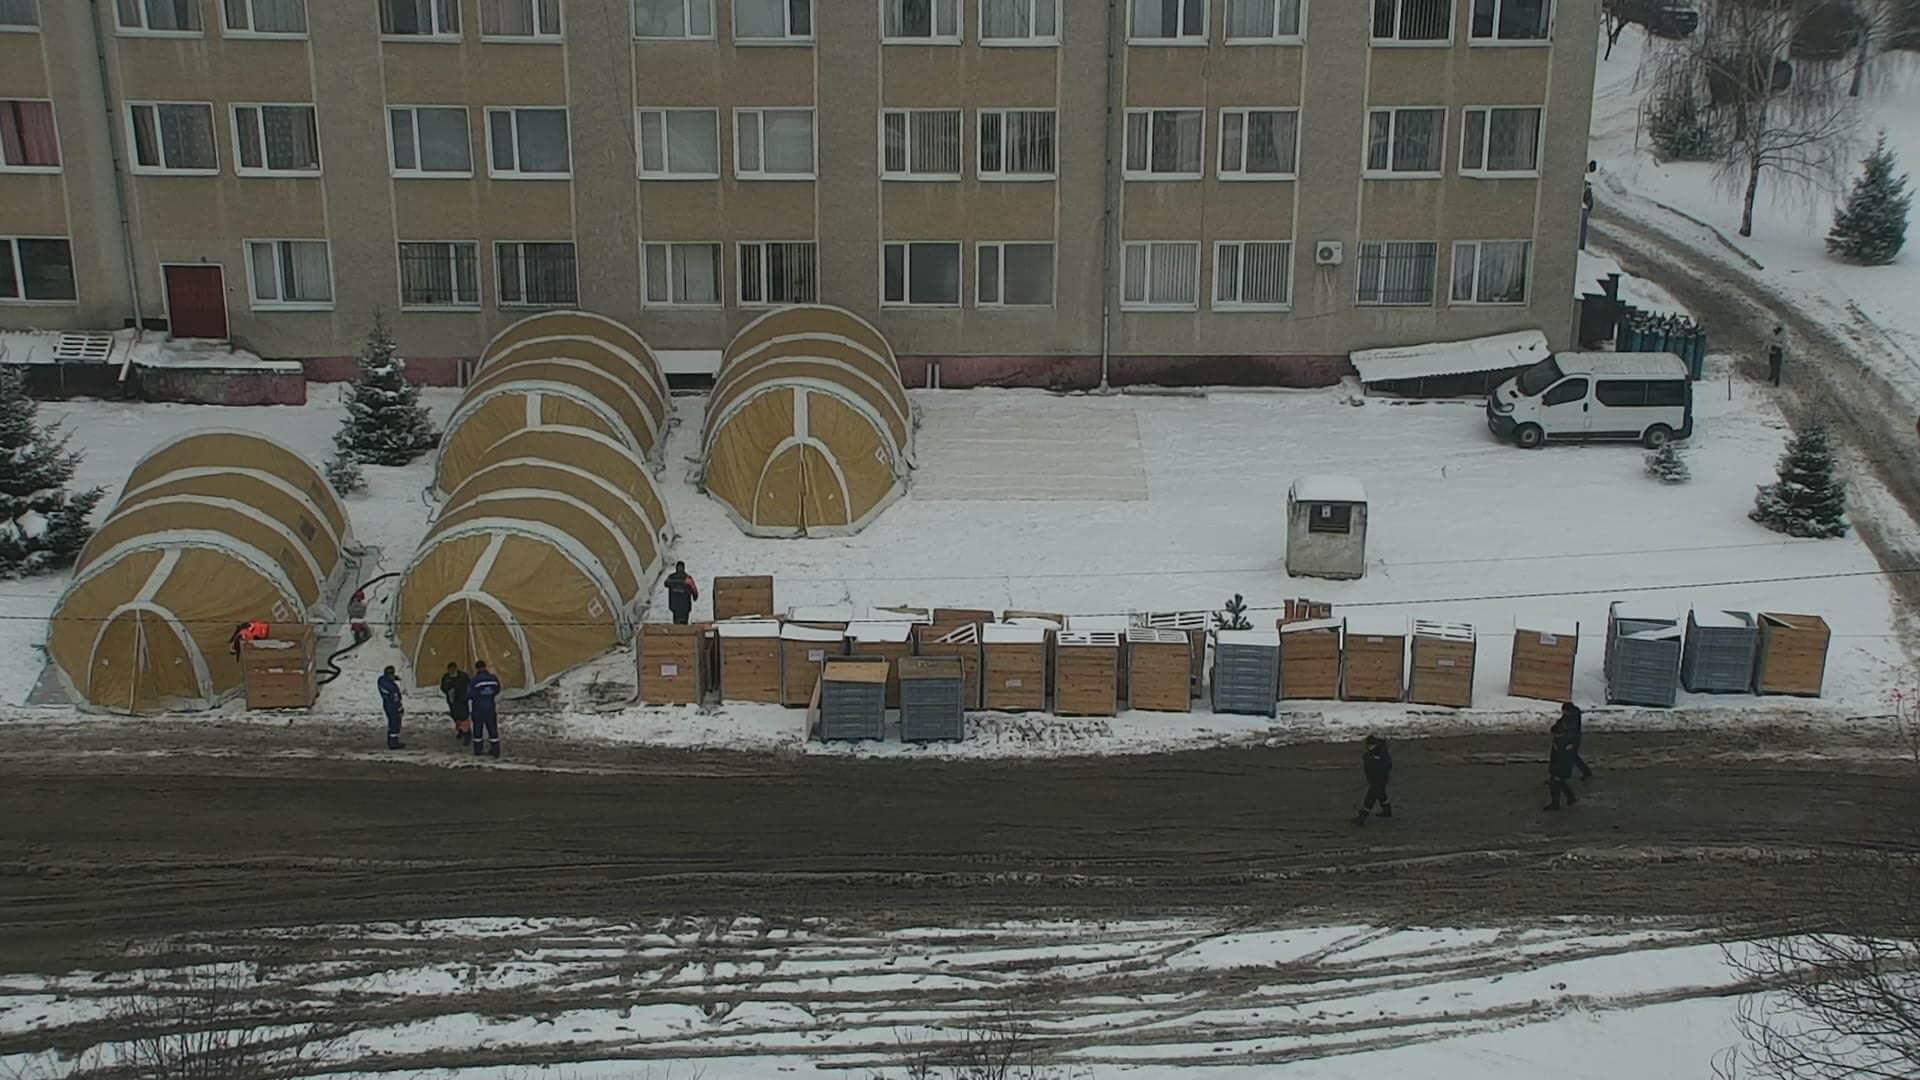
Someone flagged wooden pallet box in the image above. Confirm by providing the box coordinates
[847,620,915,707]
[638,622,708,705]
[1341,617,1406,702]
[1069,614,1134,698]
[715,619,782,704]
[1408,620,1476,708]
[811,658,889,741]
[1509,618,1579,702]
[914,622,983,710]
[898,656,966,742]
[1136,611,1209,692]
[1004,612,1064,695]
[1279,618,1342,701]
[1754,612,1831,696]
[787,604,853,631]
[1054,630,1121,717]
[241,624,316,710]
[712,575,775,621]
[1126,626,1193,712]
[780,623,846,707]
[931,607,996,629]
[981,623,1048,712]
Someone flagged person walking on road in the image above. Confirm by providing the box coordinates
[1545,721,1580,811]
[664,561,699,625]
[1352,735,1394,825]
[1560,701,1594,782]
[1767,324,1788,387]
[440,661,472,746]
[378,665,406,750]
[469,660,502,759]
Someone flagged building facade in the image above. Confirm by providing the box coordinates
[0,0,1596,387]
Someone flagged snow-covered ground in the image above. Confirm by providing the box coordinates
[1590,26,1920,403]
[0,915,1781,1078]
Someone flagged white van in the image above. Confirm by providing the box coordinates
[1486,352,1692,449]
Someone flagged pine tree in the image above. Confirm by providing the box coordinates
[0,367,105,578]
[1751,425,1849,538]
[1827,133,1912,265]
[323,450,365,496]
[333,312,437,467]
[1645,441,1692,484]
[1213,593,1252,631]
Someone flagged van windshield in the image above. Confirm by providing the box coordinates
[1515,357,1564,397]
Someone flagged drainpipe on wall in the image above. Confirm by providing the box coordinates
[1097,0,1118,393]
[87,0,145,347]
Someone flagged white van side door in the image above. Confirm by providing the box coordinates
[1537,377,1592,439]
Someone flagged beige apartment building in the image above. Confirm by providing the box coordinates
[0,0,1596,386]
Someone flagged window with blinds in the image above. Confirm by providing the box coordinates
[1121,241,1200,309]
[739,241,817,305]
[882,109,962,178]
[1355,241,1437,305]
[1213,241,1292,309]
[978,109,1055,178]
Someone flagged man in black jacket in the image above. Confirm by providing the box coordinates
[1352,735,1393,825]
[664,561,699,625]
[440,662,472,745]
[1546,721,1580,811]
[1560,701,1594,781]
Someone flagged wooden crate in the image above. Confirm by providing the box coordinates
[241,624,315,710]
[1055,630,1121,717]
[981,623,1048,712]
[1005,612,1064,696]
[712,575,775,621]
[1755,613,1831,696]
[780,624,846,707]
[931,607,995,629]
[1068,615,1133,698]
[1409,620,1476,708]
[1341,617,1406,702]
[715,619,781,704]
[1279,619,1342,701]
[915,623,983,710]
[1509,619,1579,702]
[847,621,915,707]
[786,605,853,630]
[638,622,708,705]
[1126,626,1192,712]
[1137,611,1209,692]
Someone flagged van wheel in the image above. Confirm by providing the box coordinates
[1643,424,1674,449]
[1515,424,1545,449]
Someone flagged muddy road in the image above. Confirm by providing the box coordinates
[1,726,1910,974]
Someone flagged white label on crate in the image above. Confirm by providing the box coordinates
[1367,636,1384,643]
[1540,633,1558,645]
[808,649,826,662]
[659,664,678,677]
[1437,659,1455,667]
[1006,678,1023,688]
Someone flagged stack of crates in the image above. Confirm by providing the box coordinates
[1211,628,1279,717]
[898,656,966,741]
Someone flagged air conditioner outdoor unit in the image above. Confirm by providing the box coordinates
[1315,241,1344,267]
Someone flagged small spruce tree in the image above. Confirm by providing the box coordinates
[333,312,437,467]
[1827,133,1912,266]
[1214,593,1252,631]
[0,367,105,578]
[1751,425,1849,538]
[323,450,365,496]
[1645,441,1691,484]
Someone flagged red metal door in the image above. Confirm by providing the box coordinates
[164,265,228,339]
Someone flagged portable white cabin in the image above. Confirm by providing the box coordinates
[1286,475,1368,580]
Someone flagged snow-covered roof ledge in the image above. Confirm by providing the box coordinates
[1349,330,1549,385]
[0,329,301,374]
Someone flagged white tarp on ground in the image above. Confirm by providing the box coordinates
[1349,330,1550,385]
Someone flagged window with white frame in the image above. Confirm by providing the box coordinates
[1225,0,1301,40]
[884,0,957,41]
[634,0,712,37]
[381,0,459,37]
[735,108,814,178]
[1472,0,1550,40]
[495,241,578,306]
[980,0,1054,42]
[882,241,961,306]
[1129,0,1204,41]
[1451,239,1530,304]
[1355,241,1436,305]
[1121,241,1200,309]
[638,108,719,178]
[232,104,320,176]
[482,0,561,38]
[398,241,480,308]
[734,0,810,41]
[0,237,74,302]
[1123,109,1203,178]
[389,106,471,176]
[1365,107,1444,174]
[1218,108,1297,177]
[978,109,1055,178]
[487,107,571,177]
[1213,241,1292,309]
[882,109,961,179]
[738,240,817,304]
[0,100,59,170]
[1371,0,1449,41]
[127,102,218,173]
[976,241,1053,306]
[116,0,200,32]
[1460,106,1541,174]
[247,239,333,308]
[0,1,38,30]
[223,0,307,35]
[643,242,723,305]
